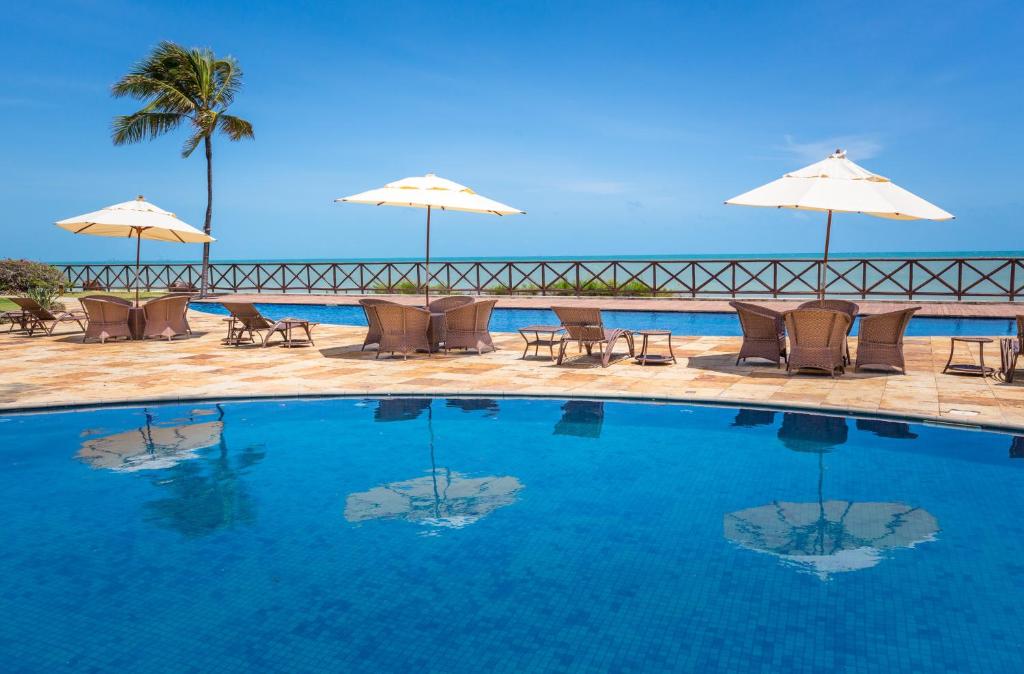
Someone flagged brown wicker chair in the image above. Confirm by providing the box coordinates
[81,297,132,343]
[80,294,133,306]
[783,308,852,377]
[444,299,498,354]
[10,297,86,336]
[358,298,395,351]
[374,303,432,359]
[854,307,919,374]
[798,299,859,363]
[427,296,474,313]
[730,301,787,366]
[552,306,634,367]
[221,302,285,346]
[1001,317,1024,382]
[142,295,192,341]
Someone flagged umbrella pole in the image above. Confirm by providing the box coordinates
[424,205,432,307]
[134,228,142,307]
[819,210,833,302]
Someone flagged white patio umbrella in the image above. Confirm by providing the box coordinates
[336,173,524,305]
[55,196,213,305]
[725,150,954,299]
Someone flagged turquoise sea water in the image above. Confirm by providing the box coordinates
[1,397,1023,672]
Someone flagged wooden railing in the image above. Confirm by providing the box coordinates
[58,257,1024,301]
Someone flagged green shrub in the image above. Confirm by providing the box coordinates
[370,280,453,295]
[0,259,67,309]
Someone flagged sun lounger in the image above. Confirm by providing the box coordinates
[9,297,86,336]
[730,301,787,366]
[443,299,498,354]
[142,295,191,340]
[81,297,132,343]
[854,307,919,374]
[552,306,634,367]
[783,308,852,377]
[221,302,285,346]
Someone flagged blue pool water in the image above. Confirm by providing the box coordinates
[192,302,1015,337]
[2,397,1024,672]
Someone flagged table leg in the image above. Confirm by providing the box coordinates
[980,343,987,377]
[942,340,956,374]
[668,334,676,363]
[304,323,314,346]
[640,334,649,366]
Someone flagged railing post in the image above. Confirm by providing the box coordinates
[508,264,514,295]
[652,265,657,298]
[772,261,778,298]
[475,264,481,294]
[908,263,914,301]
[1010,259,1016,302]
[731,263,736,299]
[691,263,696,299]
[861,261,867,300]
[541,264,546,296]
[575,263,581,297]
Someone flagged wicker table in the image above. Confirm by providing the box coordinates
[635,329,676,365]
[943,336,994,377]
[518,325,564,360]
[127,307,146,340]
[269,318,317,348]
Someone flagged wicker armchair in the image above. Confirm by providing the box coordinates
[783,308,852,377]
[81,297,132,343]
[142,295,192,341]
[730,301,787,366]
[798,299,859,363]
[427,296,474,313]
[80,294,133,306]
[853,307,919,373]
[552,306,634,367]
[374,304,432,359]
[358,298,395,351]
[444,299,498,354]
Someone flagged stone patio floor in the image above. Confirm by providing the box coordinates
[4,307,1024,433]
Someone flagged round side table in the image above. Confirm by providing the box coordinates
[635,329,676,366]
[942,336,994,377]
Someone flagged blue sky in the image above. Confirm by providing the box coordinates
[3,1,1022,262]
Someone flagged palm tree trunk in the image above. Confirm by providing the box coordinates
[200,135,213,297]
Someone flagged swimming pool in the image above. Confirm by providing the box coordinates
[192,302,1015,337]
[2,397,1022,672]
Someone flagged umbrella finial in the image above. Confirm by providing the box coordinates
[830,149,847,159]
[136,195,145,201]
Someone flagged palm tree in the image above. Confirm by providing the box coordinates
[111,41,254,296]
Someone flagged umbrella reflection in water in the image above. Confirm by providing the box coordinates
[77,405,265,537]
[77,409,223,472]
[346,400,522,531]
[724,412,939,580]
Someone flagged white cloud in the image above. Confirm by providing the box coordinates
[778,134,884,162]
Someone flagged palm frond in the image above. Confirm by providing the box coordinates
[211,57,242,108]
[180,129,206,158]
[112,111,184,145]
[217,114,254,141]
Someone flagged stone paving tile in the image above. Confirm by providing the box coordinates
[3,308,1024,430]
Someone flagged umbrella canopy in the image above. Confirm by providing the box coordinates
[56,196,213,243]
[336,174,524,304]
[725,151,953,220]
[724,500,939,580]
[55,196,213,304]
[725,150,953,298]
[338,173,524,215]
